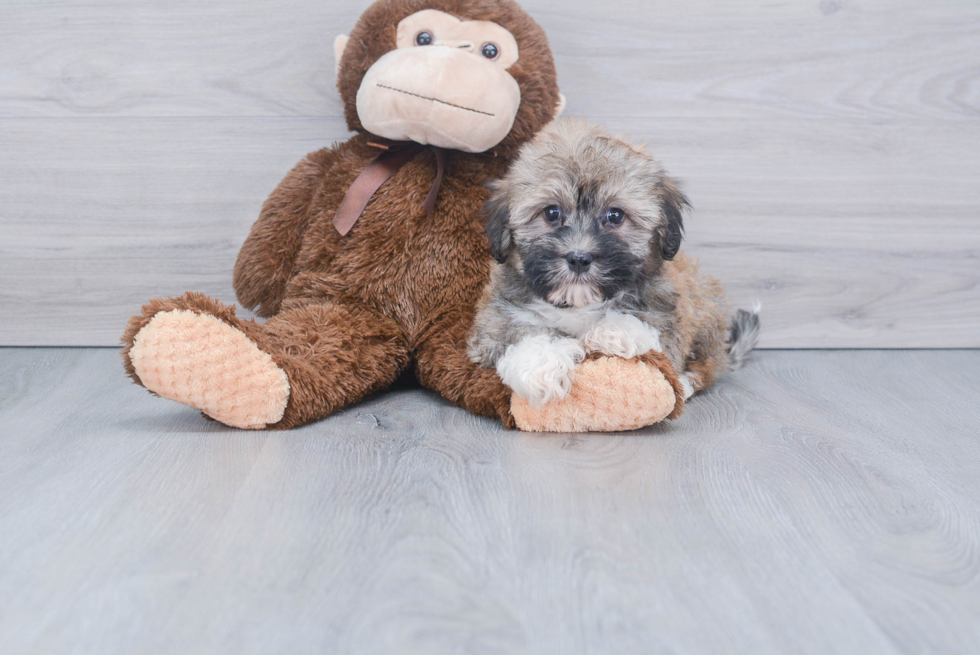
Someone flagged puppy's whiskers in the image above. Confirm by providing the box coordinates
[547,270,603,308]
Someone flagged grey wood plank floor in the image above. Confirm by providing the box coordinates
[1,349,978,654]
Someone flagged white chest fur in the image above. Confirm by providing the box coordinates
[506,298,616,338]
[506,298,663,361]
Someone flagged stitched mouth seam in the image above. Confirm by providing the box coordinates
[376,84,495,117]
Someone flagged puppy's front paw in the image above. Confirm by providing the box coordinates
[582,311,661,359]
[496,335,586,407]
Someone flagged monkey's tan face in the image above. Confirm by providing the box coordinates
[354,9,523,153]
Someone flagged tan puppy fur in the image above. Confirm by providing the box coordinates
[469,119,759,407]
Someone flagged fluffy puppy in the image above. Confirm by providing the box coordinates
[468,119,759,408]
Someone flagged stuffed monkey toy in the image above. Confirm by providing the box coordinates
[121,0,686,431]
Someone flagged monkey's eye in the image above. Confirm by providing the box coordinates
[606,208,625,225]
[481,43,500,60]
[415,31,433,46]
[543,205,563,224]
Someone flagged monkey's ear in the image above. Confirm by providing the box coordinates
[484,188,512,264]
[334,35,350,80]
[658,179,689,261]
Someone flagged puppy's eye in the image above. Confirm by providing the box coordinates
[416,31,433,46]
[606,208,626,225]
[481,43,500,60]
[543,205,563,224]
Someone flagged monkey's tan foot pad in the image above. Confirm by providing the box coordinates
[128,310,289,429]
[511,356,676,433]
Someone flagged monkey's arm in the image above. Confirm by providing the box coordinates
[233,148,338,317]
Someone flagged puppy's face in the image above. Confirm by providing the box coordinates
[485,120,689,308]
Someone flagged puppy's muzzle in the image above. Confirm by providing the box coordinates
[565,251,594,275]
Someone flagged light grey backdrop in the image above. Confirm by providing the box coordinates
[1,0,978,347]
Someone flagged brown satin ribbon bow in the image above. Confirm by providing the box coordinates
[333,141,446,236]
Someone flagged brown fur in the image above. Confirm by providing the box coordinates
[661,253,731,393]
[121,0,681,429]
[468,120,734,402]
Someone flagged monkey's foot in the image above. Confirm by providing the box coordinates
[510,353,684,433]
[127,308,289,429]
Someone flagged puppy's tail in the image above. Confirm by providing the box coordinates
[727,303,761,371]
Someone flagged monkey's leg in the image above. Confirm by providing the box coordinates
[122,292,409,429]
[413,309,516,428]
[509,352,687,433]
[414,310,685,432]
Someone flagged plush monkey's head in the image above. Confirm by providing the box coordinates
[334,0,564,157]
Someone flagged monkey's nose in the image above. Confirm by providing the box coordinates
[565,252,594,274]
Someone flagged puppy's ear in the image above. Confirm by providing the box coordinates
[658,178,689,261]
[484,186,512,263]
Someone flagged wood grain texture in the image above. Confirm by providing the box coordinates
[0,0,978,346]
[1,117,976,347]
[1,348,979,654]
[1,0,976,121]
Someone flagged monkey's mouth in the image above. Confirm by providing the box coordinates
[375,84,495,117]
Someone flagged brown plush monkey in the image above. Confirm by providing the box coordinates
[121,0,685,431]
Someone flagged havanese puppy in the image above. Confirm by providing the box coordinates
[468,119,760,409]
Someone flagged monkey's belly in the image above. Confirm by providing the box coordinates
[285,225,490,328]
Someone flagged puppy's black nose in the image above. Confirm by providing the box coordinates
[565,252,594,273]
